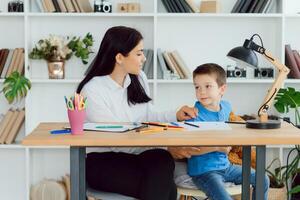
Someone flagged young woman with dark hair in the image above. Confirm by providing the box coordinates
[77,26,198,200]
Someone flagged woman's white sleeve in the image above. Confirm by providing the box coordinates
[81,87,116,122]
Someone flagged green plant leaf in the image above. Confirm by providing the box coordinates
[289,185,300,194]
[2,71,31,104]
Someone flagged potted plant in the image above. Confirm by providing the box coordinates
[273,87,300,199]
[266,158,288,200]
[29,33,94,79]
[1,71,31,104]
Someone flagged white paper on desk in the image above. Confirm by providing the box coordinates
[82,123,143,133]
[178,122,232,131]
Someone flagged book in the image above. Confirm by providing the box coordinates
[261,0,273,13]
[285,44,300,79]
[169,52,185,78]
[157,48,171,79]
[233,0,246,13]
[35,0,45,12]
[11,48,22,73]
[0,49,9,75]
[71,0,80,12]
[179,0,193,12]
[74,0,84,12]
[163,51,180,78]
[52,0,61,12]
[258,0,271,13]
[231,0,242,13]
[1,49,12,78]
[78,0,93,12]
[292,50,300,73]
[6,48,18,77]
[0,110,14,142]
[168,0,181,12]
[45,0,56,12]
[239,0,252,13]
[171,50,191,79]
[145,49,154,79]
[16,49,24,74]
[161,0,172,12]
[63,0,75,12]
[173,0,186,13]
[57,0,67,12]
[41,0,48,12]
[185,0,199,13]
[5,109,25,144]
[247,0,259,13]
[253,0,266,13]
[0,110,18,144]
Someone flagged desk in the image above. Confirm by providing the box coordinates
[22,122,300,200]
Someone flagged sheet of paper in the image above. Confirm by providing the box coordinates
[177,122,232,131]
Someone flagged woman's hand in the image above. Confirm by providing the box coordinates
[176,105,198,121]
[168,147,203,159]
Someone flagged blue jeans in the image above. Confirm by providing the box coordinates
[192,164,269,200]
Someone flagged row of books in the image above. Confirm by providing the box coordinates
[231,0,275,13]
[0,48,24,79]
[285,44,300,79]
[36,0,92,13]
[142,49,154,79]
[161,0,199,13]
[0,109,25,144]
[157,48,191,79]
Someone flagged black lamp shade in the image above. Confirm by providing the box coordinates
[227,46,258,69]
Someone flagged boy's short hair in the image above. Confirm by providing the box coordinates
[193,63,226,86]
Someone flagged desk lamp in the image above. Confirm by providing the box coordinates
[227,34,290,129]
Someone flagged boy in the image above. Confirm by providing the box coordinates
[187,63,269,200]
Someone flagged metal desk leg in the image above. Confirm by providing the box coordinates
[70,147,86,200]
[242,146,251,200]
[255,145,266,200]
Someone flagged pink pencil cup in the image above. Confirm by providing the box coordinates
[67,109,86,135]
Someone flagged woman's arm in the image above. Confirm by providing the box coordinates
[81,86,117,122]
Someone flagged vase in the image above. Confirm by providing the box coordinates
[47,60,65,79]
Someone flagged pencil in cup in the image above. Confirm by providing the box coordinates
[65,93,87,111]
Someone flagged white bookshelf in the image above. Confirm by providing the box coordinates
[0,0,300,199]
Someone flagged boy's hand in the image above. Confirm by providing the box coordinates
[176,105,198,121]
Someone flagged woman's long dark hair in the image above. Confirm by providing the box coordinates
[77,26,151,105]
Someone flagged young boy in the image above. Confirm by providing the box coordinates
[187,63,269,200]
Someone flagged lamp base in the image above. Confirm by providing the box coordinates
[246,119,281,129]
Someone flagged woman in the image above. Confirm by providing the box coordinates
[77,26,197,200]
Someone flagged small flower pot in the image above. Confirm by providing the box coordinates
[47,60,65,79]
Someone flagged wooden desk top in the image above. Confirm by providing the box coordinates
[22,122,300,146]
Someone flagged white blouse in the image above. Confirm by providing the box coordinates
[81,71,177,154]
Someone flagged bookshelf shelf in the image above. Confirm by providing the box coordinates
[29,79,155,84]
[156,79,275,84]
[285,79,300,84]
[0,0,300,199]
[157,13,283,18]
[0,144,25,149]
[30,79,82,83]
[27,13,155,17]
[284,14,300,18]
[0,13,24,17]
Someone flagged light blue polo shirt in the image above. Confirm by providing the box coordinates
[187,100,232,176]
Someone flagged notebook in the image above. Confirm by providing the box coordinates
[66,123,147,133]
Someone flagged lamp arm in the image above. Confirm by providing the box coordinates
[258,50,290,122]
